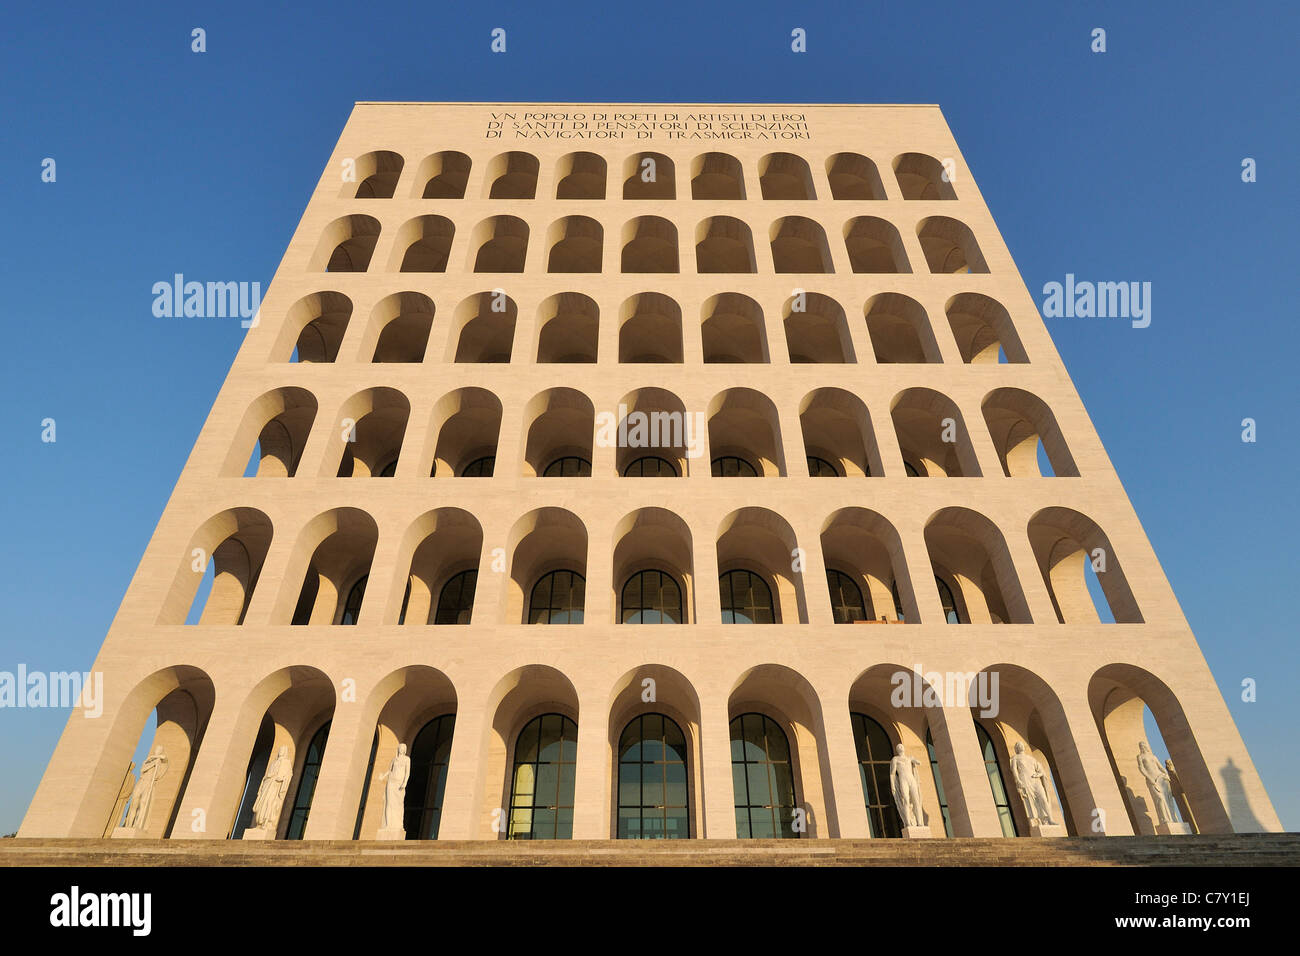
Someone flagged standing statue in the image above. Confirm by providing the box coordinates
[1010,741,1057,826]
[379,743,412,832]
[252,745,294,831]
[889,744,925,829]
[1137,742,1180,825]
[1165,758,1196,831]
[123,746,168,831]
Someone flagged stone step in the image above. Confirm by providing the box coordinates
[3,833,1297,867]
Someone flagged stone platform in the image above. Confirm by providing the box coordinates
[2,833,1297,867]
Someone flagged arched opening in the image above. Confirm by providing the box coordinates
[159,508,274,626]
[506,509,588,624]
[484,151,539,199]
[622,152,676,199]
[608,666,702,838]
[391,215,454,272]
[346,150,403,199]
[228,667,336,840]
[890,387,982,477]
[536,292,599,363]
[353,666,457,840]
[843,216,910,273]
[708,387,785,476]
[690,152,745,199]
[826,152,886,200]
[365,292,434,363]
[621,216,679,272]
[799,388,882,478]
[414,150,471,198]
[426,386,502,477]
[280,509,379,625]
[521,387,595,477]
[893,152,957,200]
[945,293,1028,364]
[695,216,756,273]
[224,387,317,478]
[619,292,683,362]
[312,215,381,272]
[701,293,767,363]
[982,388,1079,477]
[471,215,529,273]
[274,292,352,363]
[820,508,915,624]
[448,291,516,363]
[918,216,989,274]
[614,388,691,476]
[1089,664,1232,834]
[546,215,603,272]
[771,217,833,273]
[1028,508,1141,623]
[783,292,853,362]
[924,508,1032,624]
[96,666,215,839]
[759,152,815,200]
[612,507,694,624]
[864,293,941,363]
[717,509,806,623]
[555,151,607,198]
[389,508,483,625]
[728,664,833,836]
[330,388,411,478]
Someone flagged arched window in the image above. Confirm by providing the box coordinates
[528,570,585,624]
[925,728,954,837]
[623,455,678,477]
[541,456,592,477]
[460,455,495,477]
[404,714,455,840]
[284,721,330,839]
[975,722,1018,837]
[730,713,799,838]
[434,570,477,625]
[711,455,758,477]
[508,714,577,839]
[936,576,962,623]
[719,569,775,623]
[807,455,839,477]
[621,569,683,623]
[826,570,867,624]
[850,713,899,838]
[890,579,906,621]
[340,575,367,625]
[617,713,690,838]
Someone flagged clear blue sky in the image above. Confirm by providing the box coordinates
[1,0,1296,833]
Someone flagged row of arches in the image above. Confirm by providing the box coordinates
[313,214,988,275]
[102,659,1230,843]
[275,290,1027,365]
[167,503,1142,631]
[227,384,1076,484]
[345,149,958,202]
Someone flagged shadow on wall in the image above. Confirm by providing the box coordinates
[1221,758,1266,833]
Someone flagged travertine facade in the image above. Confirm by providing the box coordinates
[20,103,1281,844]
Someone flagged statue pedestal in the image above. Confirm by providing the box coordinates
[1030,823,1066,838]
[376,827,406,841]
[1156,822,1193,835]
[901,825,932,839]
[110,827,140,839]
[241,827,275,840]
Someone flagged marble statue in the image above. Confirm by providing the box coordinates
[123,746,168,831]
[1010,741,1057,826]
[252,745,293,831]
[1137,741,1180,825]
[889,743,925,828]
[379,743,411,831]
